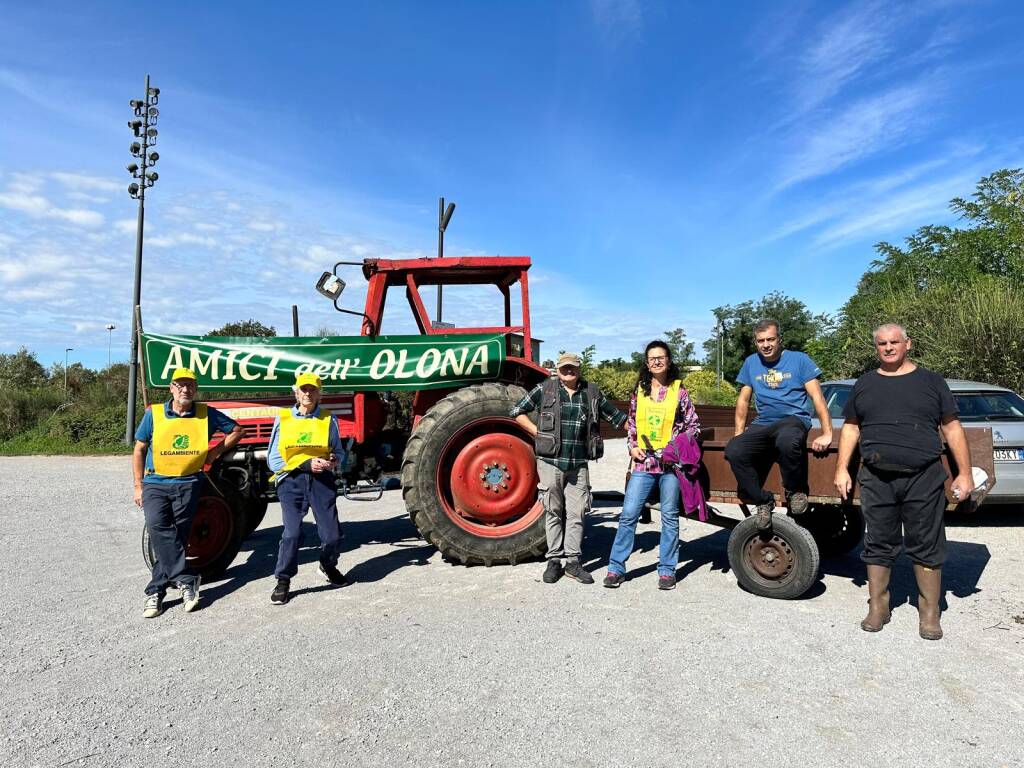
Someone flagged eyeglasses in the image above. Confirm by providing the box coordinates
[170,380,196,390]
[646,356,668,364]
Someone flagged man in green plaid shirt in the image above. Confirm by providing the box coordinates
[512,352,626,584]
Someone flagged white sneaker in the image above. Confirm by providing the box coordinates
[180,577,201,613]
[143,593,163,619]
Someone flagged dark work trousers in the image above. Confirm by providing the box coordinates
[724,416,809,505]
[859,460,948,567]
[143,481,202,595]
[274,470,341,580]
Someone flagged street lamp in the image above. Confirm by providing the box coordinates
[105,324,116,367]
[64,348,74,392]
[436,196,455,326]
[124,75,161,443]
[715,319,725,388]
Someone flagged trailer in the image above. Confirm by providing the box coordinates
[628,425,997,599]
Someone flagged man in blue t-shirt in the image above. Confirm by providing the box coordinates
[724,319,832,529]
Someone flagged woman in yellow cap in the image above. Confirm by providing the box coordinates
[266,372,348,605]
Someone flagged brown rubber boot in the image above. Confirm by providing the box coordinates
[914,564,944,640]
[860,564,892,632]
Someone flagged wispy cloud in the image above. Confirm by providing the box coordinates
[0,172,104,227]
[812,171,980,247]
[776,83,932,190]
[796,0,896,111]
[759,142,1004,252]
[589,0,644,48]
[51,171,122,195]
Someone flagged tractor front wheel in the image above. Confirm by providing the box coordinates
[401,383,547,565]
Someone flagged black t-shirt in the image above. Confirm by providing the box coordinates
[842,366,958,471]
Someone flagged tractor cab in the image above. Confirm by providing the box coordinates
[319,257,547,382]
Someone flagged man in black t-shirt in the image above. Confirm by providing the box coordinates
[834,324,973,640]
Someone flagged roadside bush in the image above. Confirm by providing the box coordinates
[683,369,738,406]
[0,387,65,441]
[45,403,128,448]
[586,366,637,400]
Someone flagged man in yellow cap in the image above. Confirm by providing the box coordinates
[133,368,244,618]
[266,371,349,605]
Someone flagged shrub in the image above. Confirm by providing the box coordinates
[683,369,738,406]
[586,366,637,400]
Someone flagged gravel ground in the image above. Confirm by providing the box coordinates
[2,442,1023,768]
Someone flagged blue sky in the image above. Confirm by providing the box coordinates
[1,1,1022,371]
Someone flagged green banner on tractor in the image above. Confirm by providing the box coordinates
[141,332,506,391]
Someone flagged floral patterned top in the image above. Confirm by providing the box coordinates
[626,382,700,474]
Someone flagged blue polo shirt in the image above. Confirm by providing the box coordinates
[267,404,346,473]
[737,350,822,427]
[135,400,239,484]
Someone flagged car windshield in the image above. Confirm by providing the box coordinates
[953,391,1024,421]
[824,386,852,419]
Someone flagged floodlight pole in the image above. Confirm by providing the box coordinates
[716,320,724,387]
[64,348,73,392]
[124,74,160,443]
[105,324,116,367]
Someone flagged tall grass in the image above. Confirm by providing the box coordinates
[832,276,1024,391]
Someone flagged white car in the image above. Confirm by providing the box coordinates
[817,379,1024,507]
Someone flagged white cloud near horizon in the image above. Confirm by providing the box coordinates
[0,172,105,227]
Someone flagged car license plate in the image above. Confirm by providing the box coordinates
[993,448,1024,462]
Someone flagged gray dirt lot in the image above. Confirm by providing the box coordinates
[2,443,1022,768]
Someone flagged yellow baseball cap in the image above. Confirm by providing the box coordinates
[295,372,323,389]
[171,367,197,382]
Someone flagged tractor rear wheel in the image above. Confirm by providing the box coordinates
[401,382,547,565]
[142,487,247,581]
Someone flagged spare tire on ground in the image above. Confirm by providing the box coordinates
[727,513,821,599]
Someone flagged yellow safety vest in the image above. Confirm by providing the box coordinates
[278,408,332,472]
[152,403,209,477]
[635,379,681,451]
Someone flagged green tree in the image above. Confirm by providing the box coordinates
[819,168,1024,389]
[207,319,277,337]
[627,329,696,368]
[597,357,633,372]
[0,347,48,389]
[701,292,830,381]
[662,327,696,366]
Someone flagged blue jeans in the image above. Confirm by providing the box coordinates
[608,471,680,577]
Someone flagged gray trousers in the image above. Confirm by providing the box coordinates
[536,460,591,561]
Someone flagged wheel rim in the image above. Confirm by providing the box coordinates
[437,416,542,537]
[186,495,234,568]
[744,531,796,581]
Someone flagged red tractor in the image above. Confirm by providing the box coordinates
[143,256,552,577]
